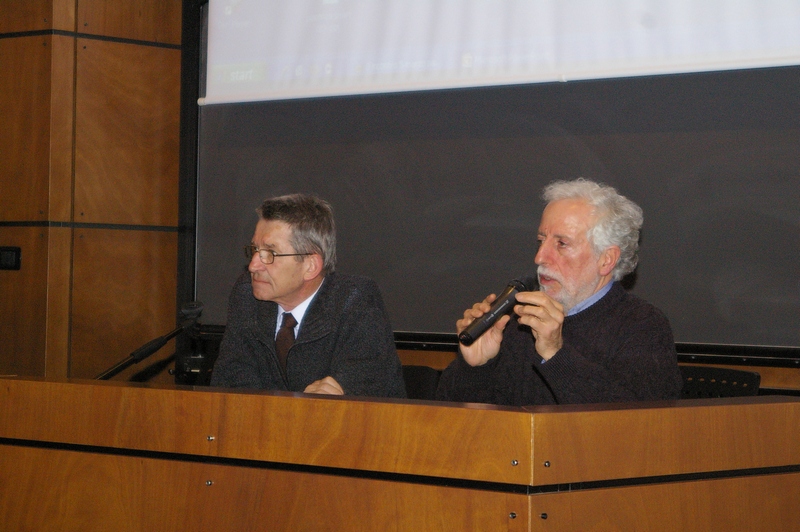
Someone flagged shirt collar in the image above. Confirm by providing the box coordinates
[566,281,614,316]
[276,278,325,334]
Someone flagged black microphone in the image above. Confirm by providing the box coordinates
[458,277,537,346]
[178,300,204,330]
[127,301,205,362]
[95,301,204,380]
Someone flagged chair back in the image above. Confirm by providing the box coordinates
[402,365,442,400]
[680,365,760,398]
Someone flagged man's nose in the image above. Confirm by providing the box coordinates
[248,253,264,272]
[534,242,549,265]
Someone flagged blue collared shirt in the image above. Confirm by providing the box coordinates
[566,281,614,316]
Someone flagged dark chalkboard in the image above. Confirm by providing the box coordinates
[196,66,800,348]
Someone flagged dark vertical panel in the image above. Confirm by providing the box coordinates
[175,0,205,382]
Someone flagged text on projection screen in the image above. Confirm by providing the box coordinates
[201,0,800,105]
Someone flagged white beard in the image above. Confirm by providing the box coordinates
[537,267,601,313]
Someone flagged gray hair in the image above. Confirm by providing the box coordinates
[258,193,337,274]
[542,178,643,280]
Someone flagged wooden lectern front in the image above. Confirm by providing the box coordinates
[1,377,799,530]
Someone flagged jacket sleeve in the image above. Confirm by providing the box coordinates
[436,353,504,403]
[324,278,407,398]
[536,306,683,403]
[210,275,271,389]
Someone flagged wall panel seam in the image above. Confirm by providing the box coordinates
[0,29,180,50]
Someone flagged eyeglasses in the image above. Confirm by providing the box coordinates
[244,245,312,265]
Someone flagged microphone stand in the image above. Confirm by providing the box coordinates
[95,301,204,381]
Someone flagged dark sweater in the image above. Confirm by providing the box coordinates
[210,272,406,398]
[436,283,683,406]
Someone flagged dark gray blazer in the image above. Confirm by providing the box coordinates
[210,271,406,398]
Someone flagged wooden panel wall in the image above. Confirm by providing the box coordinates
[0,2,74,32]
[0,379,534,484]
[529,398,800,485]
[49,34,75,221]
[6,446,800,532]
[0,0,182,383]
[0,35,51,221]
[2,379,800,531]
[78,0,182,44]
[0,29,53,377]
[530,473,800,531]
[70,229,177,378]
[5,443,798,532]
[0,1,54,33]
[0,444,529,532]
[0,228,48,377]
[74,38,180,226]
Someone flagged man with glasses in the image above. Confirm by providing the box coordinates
[437,178,683,406]
[210,193,406,397]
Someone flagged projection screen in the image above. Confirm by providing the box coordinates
[201,0,800,105]
[195,0,800,349]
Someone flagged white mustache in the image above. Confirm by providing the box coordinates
[536,267,562,287]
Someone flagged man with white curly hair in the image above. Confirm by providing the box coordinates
[437,178,683,406]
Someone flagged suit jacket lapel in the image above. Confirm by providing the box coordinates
[253,298,279,352]
[295,276,334,344]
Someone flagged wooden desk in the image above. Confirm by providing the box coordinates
[1,378,799,531]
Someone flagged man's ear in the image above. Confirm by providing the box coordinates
[303,253,324,281]
[598,246,621,277]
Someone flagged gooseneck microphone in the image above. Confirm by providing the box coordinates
[458,277,537,346]
[95,301,204,380]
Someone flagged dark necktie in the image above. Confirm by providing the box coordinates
[275,312,297,374]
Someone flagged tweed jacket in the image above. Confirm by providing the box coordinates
[211,271,406,398]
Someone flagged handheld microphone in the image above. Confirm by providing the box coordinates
[458,277,537,346]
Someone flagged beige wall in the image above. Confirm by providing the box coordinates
[0,0,182,383]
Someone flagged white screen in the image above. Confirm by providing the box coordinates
[201,0,800,105]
